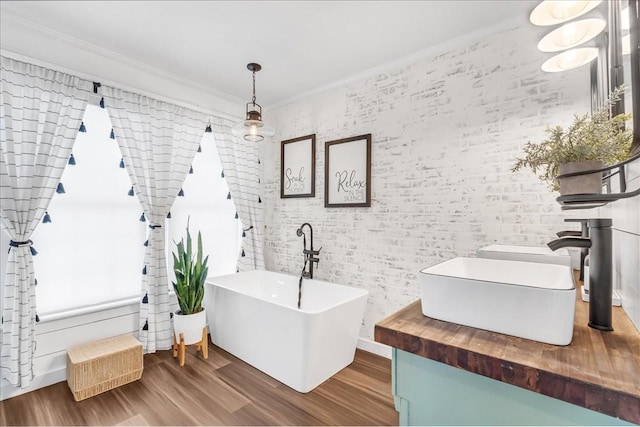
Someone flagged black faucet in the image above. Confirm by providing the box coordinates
[296,223,320,279]
[547,218,613,331]
[557,219,590,281]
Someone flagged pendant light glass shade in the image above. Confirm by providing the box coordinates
[231,109,275,142]
[530,0,603,26]
[541,47,598,72]
[232,63,275,142]
[537,18,606,52]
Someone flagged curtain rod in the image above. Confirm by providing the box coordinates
[1,50,242,123]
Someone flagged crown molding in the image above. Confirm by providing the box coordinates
[1,10,244,120]
[270,14,528,111]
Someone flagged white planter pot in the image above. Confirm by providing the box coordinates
[173,307,207,345]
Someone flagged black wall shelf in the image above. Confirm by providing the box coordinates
[556,153,640,210]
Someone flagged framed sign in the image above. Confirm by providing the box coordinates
[325,134,371,207]
[281,134,315,198]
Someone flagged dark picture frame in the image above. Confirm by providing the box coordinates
[281,134,316,198]
[324,134,372,207]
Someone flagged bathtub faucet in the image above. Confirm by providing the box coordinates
[296,223,320,279]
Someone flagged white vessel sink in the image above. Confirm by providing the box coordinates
[420,257,576,345]
[477,244,571,267]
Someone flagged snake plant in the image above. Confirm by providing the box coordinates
[172,224,209,315]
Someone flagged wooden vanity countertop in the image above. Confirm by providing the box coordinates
[374,285,640,424]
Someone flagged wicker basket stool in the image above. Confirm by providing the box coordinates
[67,334,143,401]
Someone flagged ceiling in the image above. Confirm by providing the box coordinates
[0,1,537,107]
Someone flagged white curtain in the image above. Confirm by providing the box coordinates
[103,86,206,353]
[210,116,265,271]
[0,56,91,387]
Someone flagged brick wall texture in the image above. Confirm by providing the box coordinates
[261,24,638,338]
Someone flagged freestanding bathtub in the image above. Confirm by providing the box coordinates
[204,270,368,393]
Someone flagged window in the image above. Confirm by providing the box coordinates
[15,104,241,316]
[168,131,242,280]
[30,105,144,314]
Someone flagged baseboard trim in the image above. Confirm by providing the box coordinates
[357,337,392,359]
[0,367,66,401]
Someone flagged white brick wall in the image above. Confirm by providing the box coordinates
[263,24,601,340]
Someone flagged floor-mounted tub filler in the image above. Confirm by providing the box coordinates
[204,270,368,392]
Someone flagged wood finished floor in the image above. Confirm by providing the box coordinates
[0,344,398,426]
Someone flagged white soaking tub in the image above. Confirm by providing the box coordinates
[204,270,368,393]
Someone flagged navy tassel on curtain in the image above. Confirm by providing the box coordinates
[258,159,261,165]
[139,212,146,222]
[35,278,38,286]
[189,166,194,174]
[99,97,105,108]
[142,320,149,331]
[241,226,253,238]
[167,211,172,219]
[221,170,224,178]
[42,212,51,224]
[79,121,86,132]
[258,196,262,203]
[56,183,65,194]
[142,265,147,275]
[178,188,184,197]
[142,293,148,304]
[241,249,246,257]
[35,314,40,323]
[205,124,212,133]
[197,144,202,153]
[68,154,76,165]
[226,192,231,200]
[235,212,238,219]
[143,239,149,247]
[110,128,115,139]
[128,187,135,196]
[30,246,38,256]
[120,158,125,168]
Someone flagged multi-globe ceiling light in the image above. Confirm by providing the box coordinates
[531,0,606,72]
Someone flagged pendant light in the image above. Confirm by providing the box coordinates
[232,63,275,142]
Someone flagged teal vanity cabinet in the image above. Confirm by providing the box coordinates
[375,301,639,426]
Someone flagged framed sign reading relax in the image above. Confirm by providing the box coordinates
[324,134,371,207]
[281,134,316,198]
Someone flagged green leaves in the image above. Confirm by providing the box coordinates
[513,86,633,191]
[171,223,209,315]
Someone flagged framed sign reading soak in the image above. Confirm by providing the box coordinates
[325,134,371,207]
[281,134,316,198]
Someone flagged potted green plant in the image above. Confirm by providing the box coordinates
[172,222,209,347]
[512,86,633,195]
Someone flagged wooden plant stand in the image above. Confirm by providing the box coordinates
[172,327,209,367]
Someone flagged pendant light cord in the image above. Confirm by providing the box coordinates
[252,71,257,106]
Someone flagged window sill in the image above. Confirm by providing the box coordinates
[38,291,176,324]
